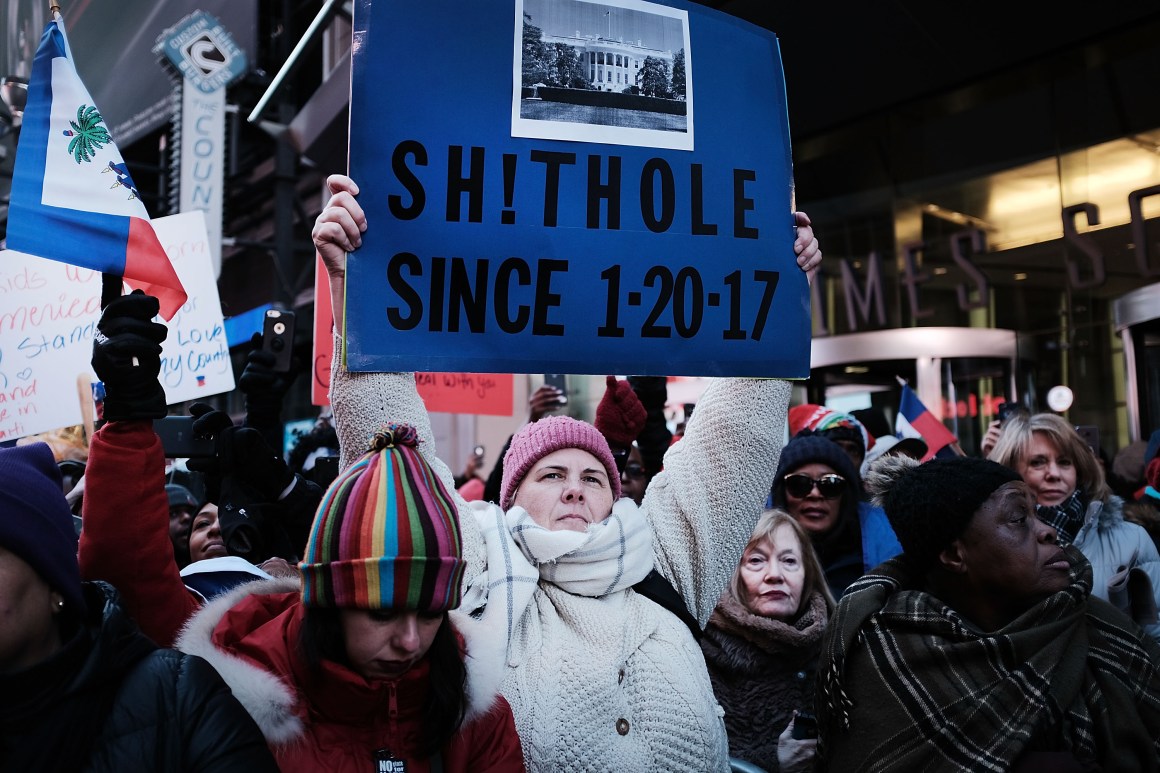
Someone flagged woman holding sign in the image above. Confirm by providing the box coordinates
[313,174,821,772]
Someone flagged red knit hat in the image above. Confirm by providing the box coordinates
[594,375,647,448]
[500,415,621,510]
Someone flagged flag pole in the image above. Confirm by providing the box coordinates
[49,2,60,15]
[895,375,908,387]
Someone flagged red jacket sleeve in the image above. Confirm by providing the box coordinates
[445,695,526,772]
[78,419,201,646]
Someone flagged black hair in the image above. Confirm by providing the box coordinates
[298,606,467,756]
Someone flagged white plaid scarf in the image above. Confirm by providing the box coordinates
[462,498,653,644]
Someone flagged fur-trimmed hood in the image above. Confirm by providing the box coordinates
[175,577,509,747]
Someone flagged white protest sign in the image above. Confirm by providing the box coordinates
[0,255,100,440]
[152,211,234,402]
[0,210,232,441]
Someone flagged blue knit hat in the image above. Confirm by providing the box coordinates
[0,443,85,612]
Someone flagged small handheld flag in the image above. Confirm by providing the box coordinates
[7,13,187,319]
[895,381,958,460]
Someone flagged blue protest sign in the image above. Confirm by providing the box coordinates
[345,0,808,377]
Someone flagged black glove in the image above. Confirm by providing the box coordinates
[184,402,236,503]
[91,290,168,422]
[240,332,297,418]
[218,426,294,502]
[215,426,297,563]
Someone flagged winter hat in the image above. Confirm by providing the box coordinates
[774,434,861,489]
[865,455,1021,568]
[500,415,621,510]
[1146,430,1160,469]
[788,404,875,452]
[166,483,199,510]
[0,443,85,612]
[1111,440,1149,487]
[300,424,464,612]
[1144,457,1160,502]
[860,435,929,476]
[594,375,647,448]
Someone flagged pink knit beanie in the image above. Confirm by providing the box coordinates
[500,415,622,509]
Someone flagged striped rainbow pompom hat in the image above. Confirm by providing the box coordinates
[300,423,464,611]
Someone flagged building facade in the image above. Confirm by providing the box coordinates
[542,32,673,92]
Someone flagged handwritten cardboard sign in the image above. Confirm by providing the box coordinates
[344,0,807,378]
[0,211,232,441]
[416,371,514,416]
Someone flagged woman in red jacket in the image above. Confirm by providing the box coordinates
[177,423,525,772]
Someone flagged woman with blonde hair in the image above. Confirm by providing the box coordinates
[702,509,834,773]
[989,412,1160,641]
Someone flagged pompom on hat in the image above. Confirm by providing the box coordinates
[594,375,647,448]
[500,415,621,510]
[0,443,86,612]
[865,455,1021,568]
[300,424,464,612]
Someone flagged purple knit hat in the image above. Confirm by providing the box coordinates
[500,415,622,509]
[0,443,85,612]
[300,424,464,612]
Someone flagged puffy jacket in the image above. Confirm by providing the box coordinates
[1073,495,1160,643]
[0,581,276,772]
[176,578,525,772]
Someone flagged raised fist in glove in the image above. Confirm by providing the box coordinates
[91,290,168,421]
[239,332,298,416]
[183,402,237,503]
[215,426,297,562]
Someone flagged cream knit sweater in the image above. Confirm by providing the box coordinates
[331,345,789,772]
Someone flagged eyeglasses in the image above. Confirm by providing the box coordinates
[782,473,847,500]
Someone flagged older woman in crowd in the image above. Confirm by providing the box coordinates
[989,412,1160,641]
[817,455,1160,772]
[772,435,901,598]
[312,173,822,772]
[701,509,835,773]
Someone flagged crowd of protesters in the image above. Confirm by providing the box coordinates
[4,174,1160,772]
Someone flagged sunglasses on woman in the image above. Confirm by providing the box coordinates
[782,473,847,500]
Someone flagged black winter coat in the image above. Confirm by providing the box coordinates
[0,581,276,773]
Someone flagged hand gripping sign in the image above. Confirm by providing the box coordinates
[344,0,808,378]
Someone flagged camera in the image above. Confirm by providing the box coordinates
[543,373,568,398]
[153,416,215,458]
[997,400,1026,426]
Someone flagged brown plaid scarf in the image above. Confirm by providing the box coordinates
[816,547,1160,772]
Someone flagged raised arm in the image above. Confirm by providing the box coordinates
[315,176,488,587]
[642,213,817,624]
[641,377,790,626]
[79,292,200,646]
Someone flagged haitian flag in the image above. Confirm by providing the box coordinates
[895,383,958,460]
[7,14,186,319]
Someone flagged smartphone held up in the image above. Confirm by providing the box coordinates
[262,309,296,373]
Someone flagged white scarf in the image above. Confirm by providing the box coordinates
[463,497,654,644]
